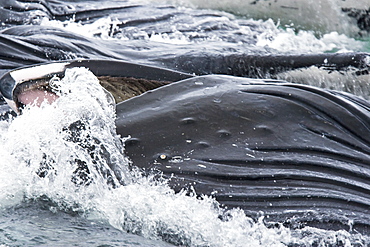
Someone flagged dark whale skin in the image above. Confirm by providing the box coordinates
[115,74,370,234]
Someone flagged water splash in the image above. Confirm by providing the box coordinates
[0,67,130,207]
[255,24,364,53]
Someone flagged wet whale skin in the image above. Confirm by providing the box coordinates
[116,74,370,233]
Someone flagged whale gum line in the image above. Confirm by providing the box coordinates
[98,76,171,103]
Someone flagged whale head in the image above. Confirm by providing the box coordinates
[0,61,116,114]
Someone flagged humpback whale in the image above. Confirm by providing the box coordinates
[0,60,369,235]
[0,0,370,241]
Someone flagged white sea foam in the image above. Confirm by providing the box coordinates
[255,21,364,53]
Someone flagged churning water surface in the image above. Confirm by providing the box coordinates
[1,0,370,246]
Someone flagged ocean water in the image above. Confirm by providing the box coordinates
[1,0,370,246]
[40,1,368,53]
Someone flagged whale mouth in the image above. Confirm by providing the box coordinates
[0,62,69,114]
[0,61,111,114]
[11,77,60,111]
[0,60,191,114]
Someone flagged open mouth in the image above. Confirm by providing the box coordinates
[0,62,69,114]
[0,60,192,114]
[11,76,60,111]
